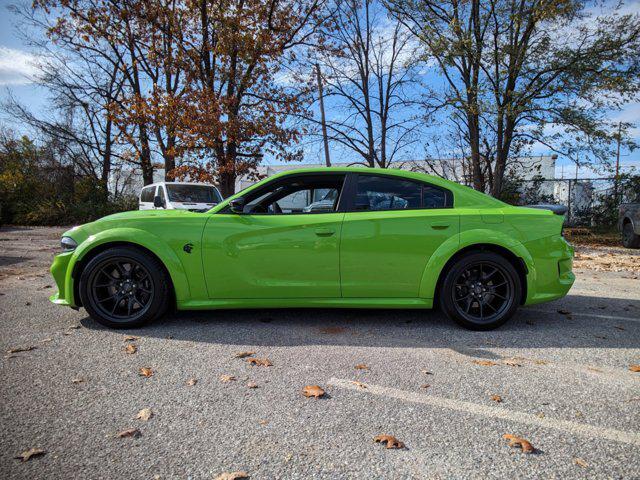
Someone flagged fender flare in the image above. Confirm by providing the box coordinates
[65,227,190,305]
[418,229,536,299]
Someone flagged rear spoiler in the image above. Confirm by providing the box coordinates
[525,204,568,215]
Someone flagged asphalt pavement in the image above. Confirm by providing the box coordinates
[1,226,639,479]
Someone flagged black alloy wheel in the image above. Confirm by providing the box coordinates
[79,247,170,328]
[440,252,521,331]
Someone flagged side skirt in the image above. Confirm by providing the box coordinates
[177,297,434,310]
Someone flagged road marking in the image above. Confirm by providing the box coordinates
[524,308,640,324]
[327,377,640,447]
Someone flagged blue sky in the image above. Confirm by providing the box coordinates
[1,0,639,178]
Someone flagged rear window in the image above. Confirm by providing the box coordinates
[353,175,450,211]
[140,186,155,202]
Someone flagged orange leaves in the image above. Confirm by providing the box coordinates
[490,395,503,403]
[374,435,405,449]
[246,358,272,367]
[302,385,325,398]
[117,428,141,439]
[138,367,153,378]
[234,351,256,359]
[503,434,535,453]
[186,378,198,386]
[220,375,236,383]
[136,408,153,421]
[124,344,137,355]
[214,472,249,480]
[472,360,498,367]
[630,365,640,372]
[355,364,369,370]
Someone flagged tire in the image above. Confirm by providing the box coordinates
[79,246,170,328]
[622,222,640,249]
[439,252,522,331]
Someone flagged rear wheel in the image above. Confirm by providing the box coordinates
[79,247,170,328]
[622,222,640,249]
[439,252,521,331]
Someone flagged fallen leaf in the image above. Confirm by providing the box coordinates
[124,344,137,354]
[246,358,272,367]
[246,382,259,389]
[302,385,325,398]
[355,364,369,370]
[421,369,433,375]
[502,359,522,367]
[374,434,405,449]
[14,448,45,462]
[630,365,640,373]
[68,325,81,329]
[587,367,603,373]
[117,428,141,438]
[574,458,588,468]
[258,419,269,425]
[41,338,53,343]
[472,360,498,366]
[614,325,625,331]
[557,309,571,315]
[139,367,153,377]
[7,346,36,354]
[420,384,430,389]
[220,374,236,383]
[72,377,85,384]
[503,434,535,453]
[234,351,255,359]
[186,378,197,386]
[136,408,153,421]
[214,472,249,480]
[350,380,367,389]
[124,335,139,342]
[491,395,503,403]
[533,360,548,365]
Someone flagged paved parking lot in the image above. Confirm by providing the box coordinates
[1,226,639,479]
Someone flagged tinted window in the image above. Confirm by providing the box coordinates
[354,176,422,211]
[422,184,447,208]
[140,186,155,202]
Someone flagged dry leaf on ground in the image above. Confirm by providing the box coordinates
[473,360,498,366]
[247,382,258,389]
[124,344,137,354]
[355,364,369,370]
[186,378,197,386]
[574,458,588,468]
[557,309,571,315]
[72,377,85,384]
[503,434,535,453]
[7,346,36,354]
[139,367,153,377]
[421,369,433,375]
[68,325,81,330]
[350,380,367,389]
[124,335,138,342]
[503,359,522,367]
[374,434,405,449]
[302,385,325,398]
[246,358,272,367]
[220,374,236,383]
[117,428,141,438]
[136,408,153,421]
[214,472,249,480]
[234,351,255,359]
[491,394,503,403]
[420,384,430,389]
[630,365,640,372]
[14,448,45,462]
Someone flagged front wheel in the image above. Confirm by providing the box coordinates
[439,252,521,331]
[79,247,170,328]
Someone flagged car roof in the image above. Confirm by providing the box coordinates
[143,181,218,188]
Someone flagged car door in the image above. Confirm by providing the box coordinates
[340,173,459,298]
[201,173,346,299]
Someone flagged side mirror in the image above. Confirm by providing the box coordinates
[153,195,165,208]
[229,197,245,214]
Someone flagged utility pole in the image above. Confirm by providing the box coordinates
[614,122,622,201]
[315,63,331,167]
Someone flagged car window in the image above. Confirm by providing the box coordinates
[242,175,345,214]
[354,175,422,211]
[422,184,447,208]
[166,184,221,203]
[140,186,156,202]
[158,186,166,203]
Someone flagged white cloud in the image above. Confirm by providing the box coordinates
[0,46,39,85]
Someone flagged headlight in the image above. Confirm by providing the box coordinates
[61,236,78,252]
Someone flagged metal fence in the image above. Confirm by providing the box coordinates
[512,177,638,227]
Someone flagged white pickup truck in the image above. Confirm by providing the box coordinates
[139,182,222,212]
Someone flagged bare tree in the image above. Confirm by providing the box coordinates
[315,0,423,168]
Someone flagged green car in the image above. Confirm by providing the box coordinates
[50,168,575,330]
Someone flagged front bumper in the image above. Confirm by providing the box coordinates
[524,235,575,305]
[49,251,75,307]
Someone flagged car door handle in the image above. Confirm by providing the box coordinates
[430,223,450,230]
[315,227,335,237]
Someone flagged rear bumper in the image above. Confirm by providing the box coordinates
[523,235,575,305]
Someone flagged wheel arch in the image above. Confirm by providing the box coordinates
[419,231,534,305]
[66,229,189,307]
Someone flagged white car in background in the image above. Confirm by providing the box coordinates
[139,181,222,212]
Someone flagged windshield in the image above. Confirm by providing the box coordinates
[166,184,221,203]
